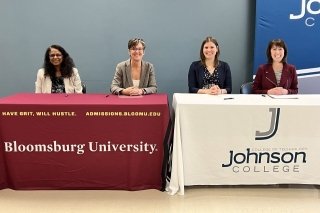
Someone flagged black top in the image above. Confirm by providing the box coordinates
[203,67,220,89]
[51,77,65,93]
[188,60,232,93]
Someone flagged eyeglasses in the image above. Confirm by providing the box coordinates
[130,47,144,52]
[49,54,62,58]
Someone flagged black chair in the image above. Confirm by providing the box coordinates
[240,82,253,94]
[81,82,87,94]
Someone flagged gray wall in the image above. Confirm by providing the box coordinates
[0,0,255,100]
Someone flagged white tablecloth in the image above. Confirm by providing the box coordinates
[167,94,320,195]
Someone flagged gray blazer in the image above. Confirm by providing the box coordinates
[110,59,157,95]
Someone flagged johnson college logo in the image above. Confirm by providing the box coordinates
[221,108,307,173]
[289,0,320,27]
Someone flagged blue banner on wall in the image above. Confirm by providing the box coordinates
[254,0,320,83]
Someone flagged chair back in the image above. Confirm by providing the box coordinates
[81,82,87,94]
[240,82,253,94]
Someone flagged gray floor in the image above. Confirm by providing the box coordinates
[0,185,319,213]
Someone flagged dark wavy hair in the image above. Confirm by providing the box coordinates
[266,39,288,64]
[200,36,220,67]
[43,44,75,78]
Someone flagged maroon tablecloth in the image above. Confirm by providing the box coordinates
[0,93,170,190]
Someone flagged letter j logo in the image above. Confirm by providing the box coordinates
[255,108,280,140]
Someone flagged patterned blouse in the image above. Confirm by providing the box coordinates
[51,77,66,93]
[202,67,220,89]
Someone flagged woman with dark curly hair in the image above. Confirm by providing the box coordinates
[35,44,83,93]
